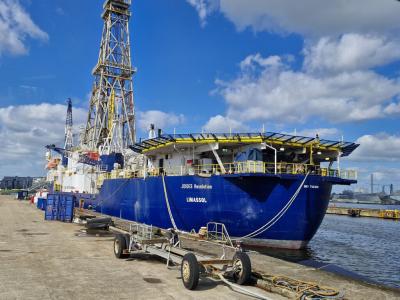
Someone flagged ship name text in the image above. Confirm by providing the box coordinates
[304,185,319,189]
[181,184,213,190]
[186,197,207,203]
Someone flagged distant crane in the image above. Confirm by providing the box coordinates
[46,98,104,167]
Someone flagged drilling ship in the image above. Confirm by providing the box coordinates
[46,0,359,249]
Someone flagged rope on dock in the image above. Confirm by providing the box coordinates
[253,273,344,300]
[217,273,272,300]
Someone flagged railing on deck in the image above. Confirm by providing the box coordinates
[95,161,357,182]
[194,162,357,180]
[141,161,357,180]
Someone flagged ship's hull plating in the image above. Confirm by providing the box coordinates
[81,173,343,249]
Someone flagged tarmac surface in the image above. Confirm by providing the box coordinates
[0,196,278,300]
[77,202,400,300]
[1,195,399,300]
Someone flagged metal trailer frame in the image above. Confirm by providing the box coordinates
[112,223,270,299]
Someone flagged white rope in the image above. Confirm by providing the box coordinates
[239,172,310,239]
[217,274,272,300]
[162,174,178,230]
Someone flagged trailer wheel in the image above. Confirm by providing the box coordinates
[123,234,131,250]
[114,234,127,259]
[181,253,200,290]
[232,252,251,285]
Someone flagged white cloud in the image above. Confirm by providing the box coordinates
[350,133,400,162]
[0,0,48,56]
[202,115,248,132]
[137,110,185,132]
[383,102,400,115]
[0,103,86,178]
[186,0,219,27]
[240,54,283,70]
[215,47,400,124]
[304,34,400,73]
[191,0,400,36]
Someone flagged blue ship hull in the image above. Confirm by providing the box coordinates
[79,173,353,249]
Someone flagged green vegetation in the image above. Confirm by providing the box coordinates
[0,189,20,195]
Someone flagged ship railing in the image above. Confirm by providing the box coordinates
[123,162,357,180]
[191,162,317,176]
[337,169,358,180]
[190,162,357,179]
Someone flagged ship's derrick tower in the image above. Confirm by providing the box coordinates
[64,98,73,150]
[83,0,136,153]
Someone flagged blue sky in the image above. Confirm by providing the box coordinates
[0,0,400,191]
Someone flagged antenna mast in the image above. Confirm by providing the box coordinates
[82,0,136,152]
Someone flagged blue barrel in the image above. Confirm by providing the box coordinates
[37,198,47,210]
[41,198,47,211]
[37,198,43,210]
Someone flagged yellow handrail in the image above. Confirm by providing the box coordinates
[97,161,357,180]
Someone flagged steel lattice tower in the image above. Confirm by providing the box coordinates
[64,98,73,150]
[82,0,136,152]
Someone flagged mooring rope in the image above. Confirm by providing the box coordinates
[162,174,178,230]
[254,273,344,300]
[238,171,310,239]
[162,171,309,239]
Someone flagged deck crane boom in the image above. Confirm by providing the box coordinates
[45,144,100,166]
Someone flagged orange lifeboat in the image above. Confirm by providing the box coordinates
[46,158,60,169]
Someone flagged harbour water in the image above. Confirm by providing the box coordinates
[258,204,400,289]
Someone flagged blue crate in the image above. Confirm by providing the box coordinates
[45,193,75,222]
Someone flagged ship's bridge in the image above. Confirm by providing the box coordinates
[129,132,359,180]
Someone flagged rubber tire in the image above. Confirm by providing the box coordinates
[232,252,252,285]
[181,253,200,290]
[123,234,131,252]
[114,234,127,259]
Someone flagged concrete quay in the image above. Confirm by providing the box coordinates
[0,195,277,300]
[1,195,399,299]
